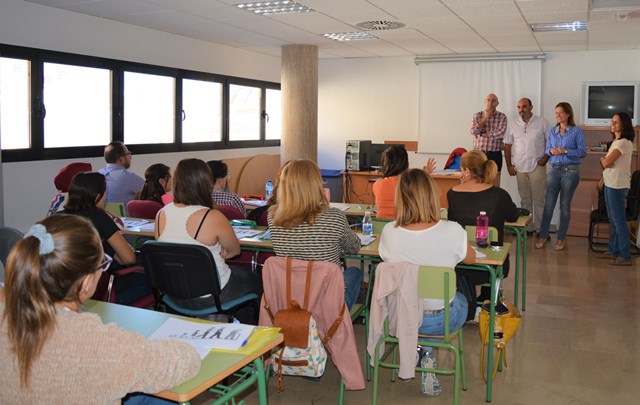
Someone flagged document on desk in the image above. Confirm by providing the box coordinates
[122,218,149,228]
[149,318,256,358]
[357,233,376,246]
[332,204,350,211]
[234,229,262,239]
[241,198,267,207]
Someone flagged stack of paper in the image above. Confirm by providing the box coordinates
[357,233,376,246]
[149,318,256,358]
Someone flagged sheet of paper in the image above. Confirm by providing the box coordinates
[149,318,256,356]
[234,229,263,239]
[332,204,350,211]
[357,233,376,246]
[472,247,487,258]
[122,218,150,228]
[138,222,156,232]
[241,199,267,207]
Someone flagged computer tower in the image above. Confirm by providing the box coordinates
[345,140,371,171]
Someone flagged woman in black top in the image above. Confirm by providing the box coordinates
[447,150,519,298]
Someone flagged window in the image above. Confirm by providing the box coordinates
[0,44,280,162]
[43,62,111,148]
[229,84,261,141]
[0,57,30,149]
[265,88,282,140]
[182,78,223,143]
[124,71,175,145]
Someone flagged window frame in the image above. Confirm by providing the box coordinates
[0,44,280,163]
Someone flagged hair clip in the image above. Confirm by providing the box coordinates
[24,224,55,255]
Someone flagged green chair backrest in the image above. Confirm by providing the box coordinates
[104,202,125,217]
[372,217,392,235]
[465,225,498,243]
[417,266,456,301]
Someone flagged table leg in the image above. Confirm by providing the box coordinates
[254,356,269,404]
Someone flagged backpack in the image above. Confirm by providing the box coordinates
[264,258,345,392]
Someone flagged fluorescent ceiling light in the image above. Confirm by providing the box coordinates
[323,32,378,41]
[236,1,315,15]
[530,21,587,32]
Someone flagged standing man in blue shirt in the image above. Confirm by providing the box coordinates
[98,141,144,210]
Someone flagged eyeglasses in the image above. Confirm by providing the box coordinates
[611,120,621,125]
[96,253,113,272]
[124,151,133,157]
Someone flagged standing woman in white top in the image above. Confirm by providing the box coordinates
[379,168,476,335]
[155,158,262,322]
[600,112,636,266]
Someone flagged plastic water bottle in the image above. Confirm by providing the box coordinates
[362,210,373,236]
[476,211,489,248]
[265,180,273,200]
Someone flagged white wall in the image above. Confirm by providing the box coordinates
[318,50,640,208]
[1,0,281,232]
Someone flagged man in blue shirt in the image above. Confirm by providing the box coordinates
[98,141,144,209]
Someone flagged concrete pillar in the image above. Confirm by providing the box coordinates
[280,44,318,164]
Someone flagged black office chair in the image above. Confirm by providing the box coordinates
[588,170,640,253]
[141,241,260,322]
[0,227,23,267]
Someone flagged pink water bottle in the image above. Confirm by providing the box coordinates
[476,211,489,248]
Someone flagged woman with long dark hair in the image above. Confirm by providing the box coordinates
[136,163,172,205]
[599,112,636,265]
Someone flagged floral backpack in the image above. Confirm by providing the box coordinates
[263,258,345,392]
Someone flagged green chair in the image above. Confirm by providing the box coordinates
[464,225,498,244]
[372,217,392,234]
[104,202,125,217]
[372,266,466,405]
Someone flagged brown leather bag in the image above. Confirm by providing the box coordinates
[264,257,345,391]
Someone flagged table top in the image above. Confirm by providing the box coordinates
[505,214,532,228]
[83,300,283,403]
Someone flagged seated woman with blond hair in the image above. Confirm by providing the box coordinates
[268,159,363,309]
[447,149,519,300]
[0,215,199,403]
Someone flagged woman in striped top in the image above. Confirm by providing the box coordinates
[268,159,363,309]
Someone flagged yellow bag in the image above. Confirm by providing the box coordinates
[478,299,521,382]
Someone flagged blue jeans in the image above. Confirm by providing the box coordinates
[418,292,468,338]
[605,186,631,260]
[344,266,364,310]
[539,164,580,241]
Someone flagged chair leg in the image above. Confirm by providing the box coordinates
[458,329,467,391]
[338,378,345,405]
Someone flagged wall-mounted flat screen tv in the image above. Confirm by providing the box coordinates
[582,81,638,126]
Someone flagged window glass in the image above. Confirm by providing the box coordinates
[124,71,175,144]
[43,62,111,148]
[265,88,282,140]
[0,57,30,150]
[229,84,260,141]
[182,78,222,143]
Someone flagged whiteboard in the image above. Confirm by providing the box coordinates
[418,59,542,154]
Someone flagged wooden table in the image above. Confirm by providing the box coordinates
[341,170,461,208]
[83,299,283,405]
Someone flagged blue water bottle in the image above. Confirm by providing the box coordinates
[362,210,373,236]
[265,180,273,200]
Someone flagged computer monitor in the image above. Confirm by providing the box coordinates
[369,143,405,170]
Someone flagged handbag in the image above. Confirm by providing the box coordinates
[478,299,521,382]
[264,258,345,392]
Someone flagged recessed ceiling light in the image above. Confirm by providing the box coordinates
[322,32,379,41]
[355,21,406,31]
[236,1,315,15]
[530,21,587,32]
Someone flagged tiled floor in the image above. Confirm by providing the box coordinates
[194,235,640,404]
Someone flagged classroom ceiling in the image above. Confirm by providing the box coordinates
[25,0,640,59]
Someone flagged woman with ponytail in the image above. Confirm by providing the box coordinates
[0,215,200,403]
[447,150,519,301]
[136,163,172,205]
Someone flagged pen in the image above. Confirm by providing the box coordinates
[350,223,361,228]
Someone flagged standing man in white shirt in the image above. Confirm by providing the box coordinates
[504,98,550,234]
[98,141,144,209]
